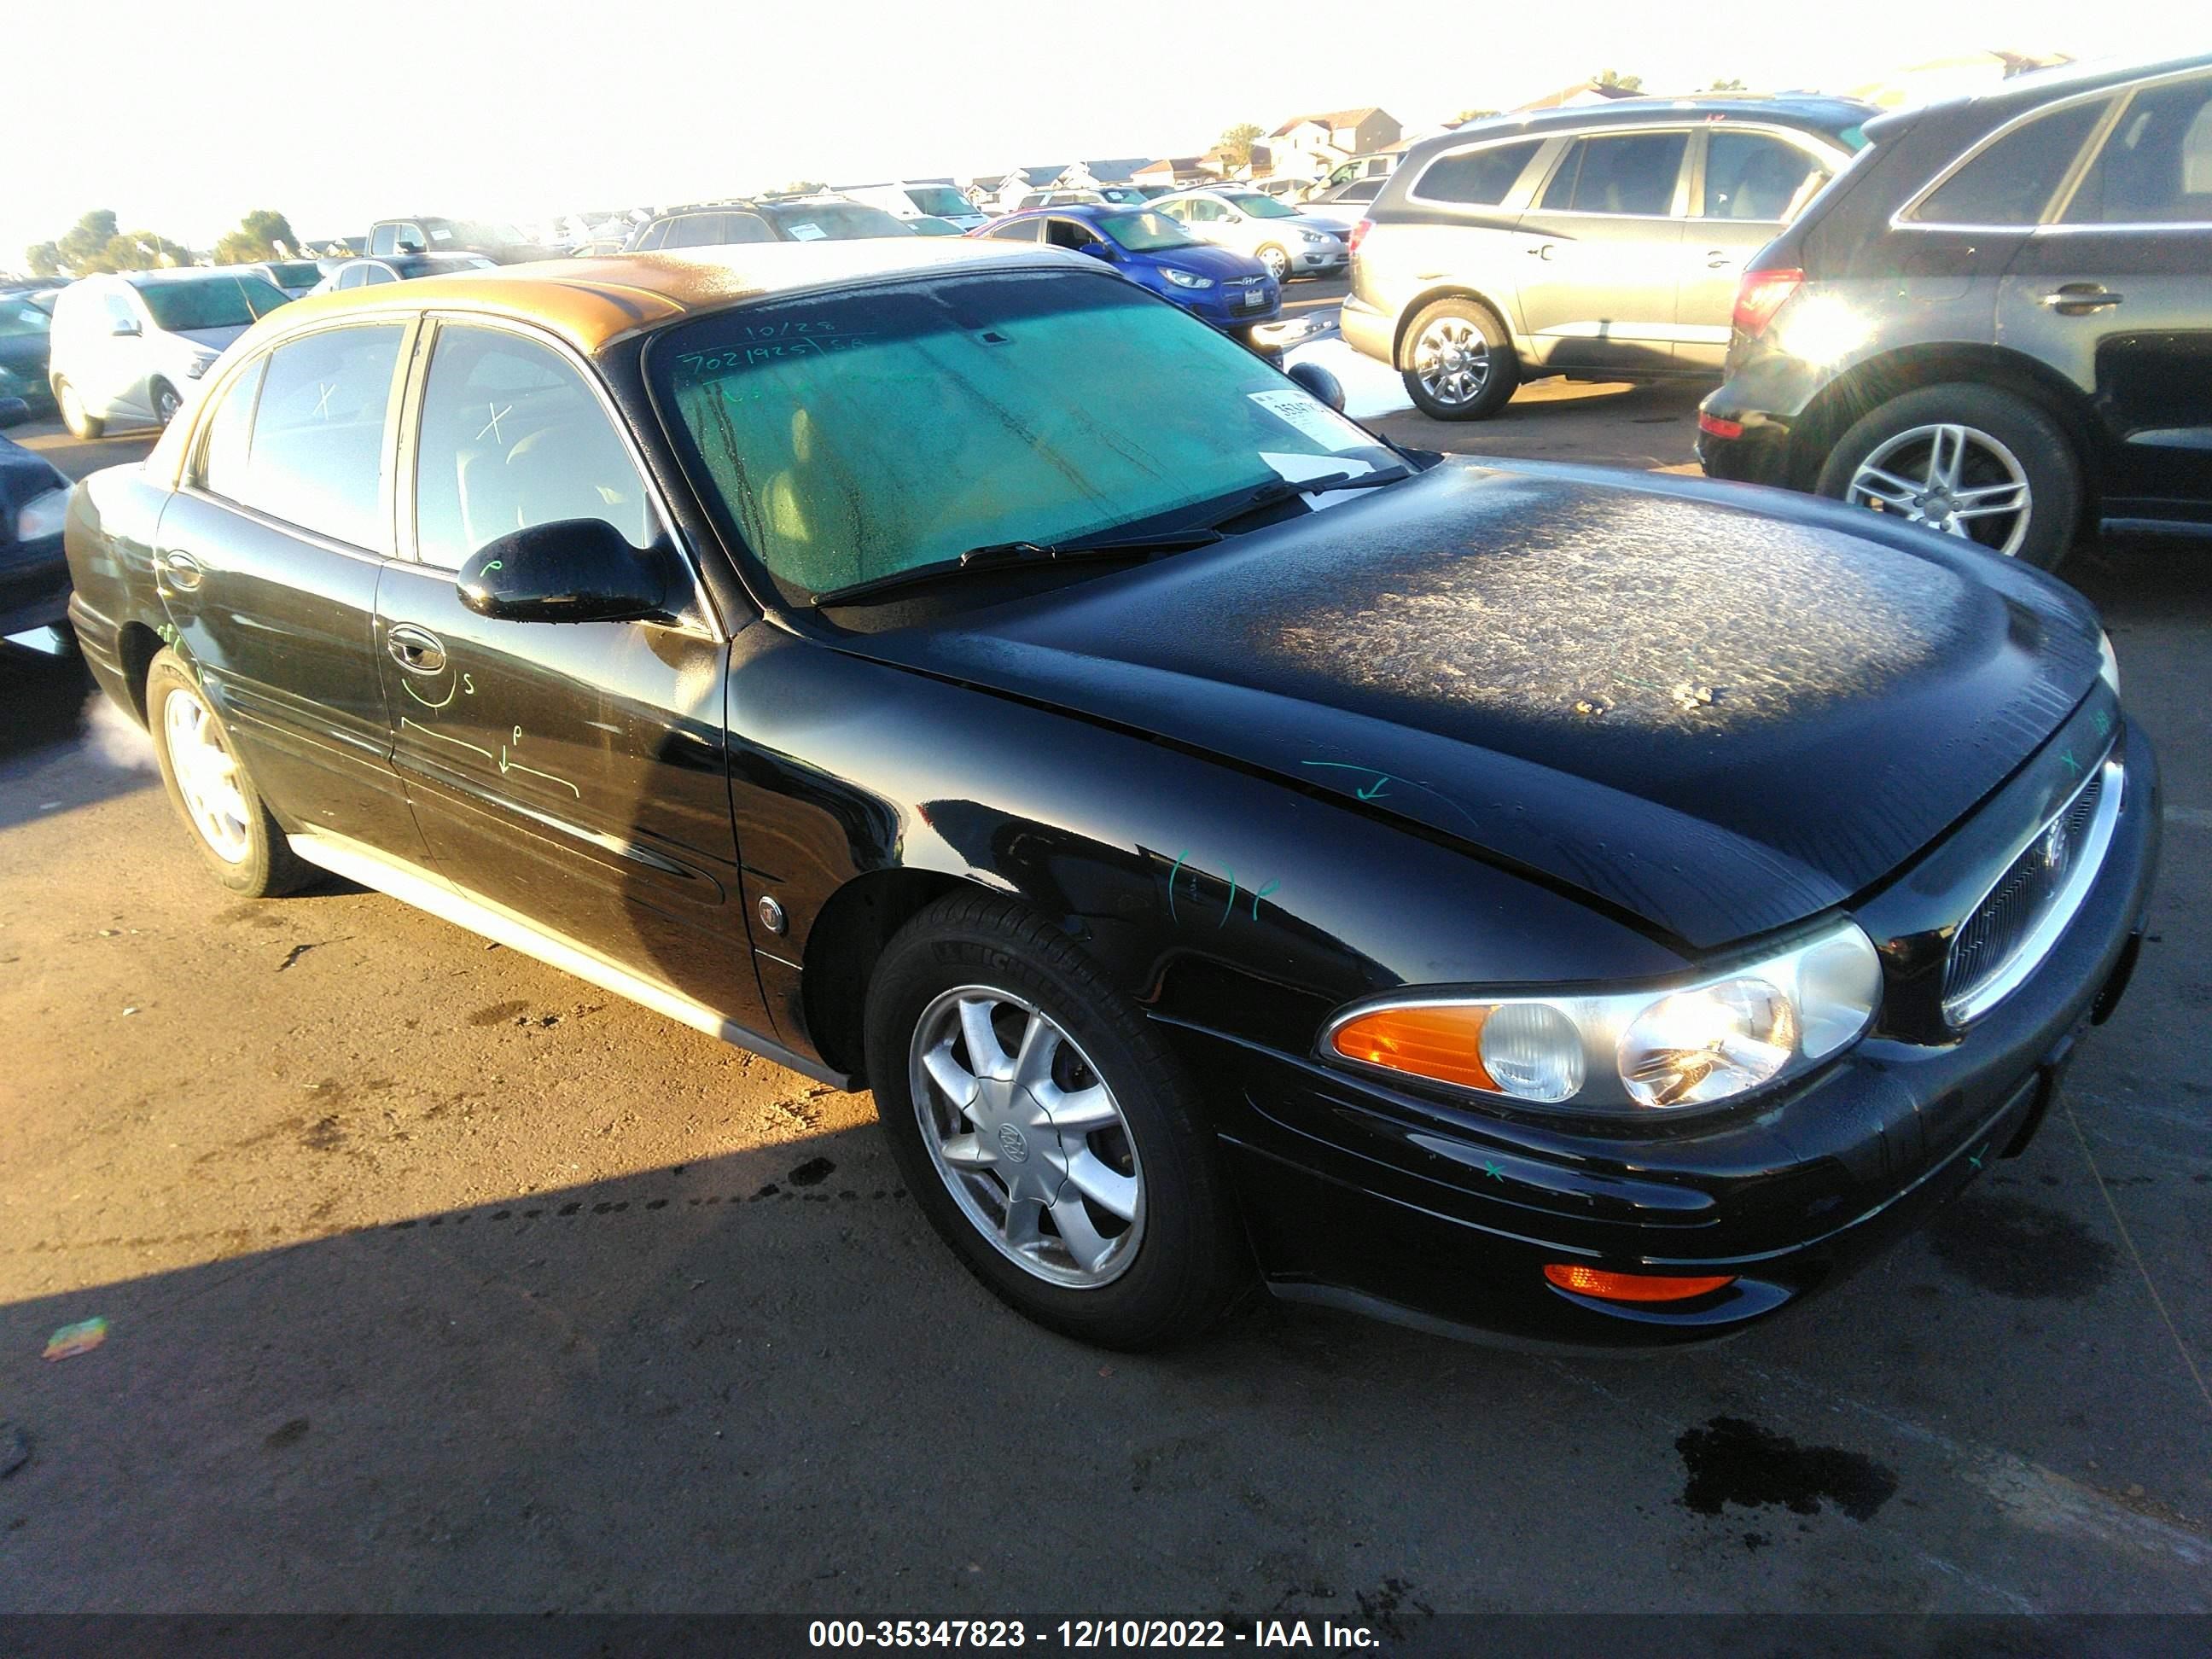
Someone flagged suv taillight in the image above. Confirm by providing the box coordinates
[1732,267,1803,338]
[1348,218,1371,256]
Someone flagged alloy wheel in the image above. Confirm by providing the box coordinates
[907,985,1144,1289]
[1845,422,2032,556]
[161,686,252,864]
[60,384,87,431]
[1412,316,1491,408]
[1260,246,1289,282]
[154,385,182,427]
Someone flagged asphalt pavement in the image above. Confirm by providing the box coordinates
[3,294,2208,1627]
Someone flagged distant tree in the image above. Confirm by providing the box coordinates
[212,209,298,265]
[29,210,190,275]
[1593,68,1644,92]
[95,230,192,272]
[57,210,121,273]
[1452,108,1501,124]
[1218,122,1265,168]
[1705,77,1747,91]
[25,242,63,277]
[780,178,827,196]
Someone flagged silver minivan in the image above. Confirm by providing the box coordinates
[1341,97,1872,418]
[47,269,290,438]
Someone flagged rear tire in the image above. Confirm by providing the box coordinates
[57,381,103,439]
[1400,297,1519,420]
[145,649,313,898]
[1815,383,2080,571]
[865,892,1248,1349]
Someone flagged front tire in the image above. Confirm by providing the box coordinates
[145,649,312,897]
[57,380,104,440]
[1400,297,1520,420]
[150,379,183,428]
[1815,383,2080,570]
[1256,243,1290,283]
[865,893,1247,1349]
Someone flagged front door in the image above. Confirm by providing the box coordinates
[2000,71,2212,522]
[375,317,767,1027]
[1513,128,1691,374]
[154,320,422,854]
[1676,128,1837,371]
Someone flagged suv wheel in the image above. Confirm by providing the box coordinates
[865,893,1247,1349]
[1817,384,2079,570]
[1400,299,1519,421]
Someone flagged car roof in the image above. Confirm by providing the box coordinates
[1879,48,2212,132]
[248,240,1084,354]
[1400,94,1877,163]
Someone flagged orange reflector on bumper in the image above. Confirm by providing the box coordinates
[1543,1263,1738,1302]
[1329,1004,1496,1091]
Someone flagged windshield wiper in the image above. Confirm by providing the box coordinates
[1196,463,1413,532]
[806,527,1223,608]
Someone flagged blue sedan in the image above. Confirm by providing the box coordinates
[973,205,1280,341]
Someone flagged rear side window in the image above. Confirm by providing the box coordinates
[1413,140,1543,206]
[197,358,265,500]
[231,324,405,547]
[1539,131,1689,216]
[987,218,1044,242]
[1914,99,2108,225]
[1701,132,1831,222]
[2063,76,2212,224]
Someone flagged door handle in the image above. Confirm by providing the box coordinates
[2040,286,2124,313]
[1526,243,1555,260]
[157,550,203,591]
[1705,250,1741,270]
[386,624,447,675]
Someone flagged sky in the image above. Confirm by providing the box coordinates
[9,0,2202,264]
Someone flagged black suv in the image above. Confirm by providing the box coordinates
[1698,52,2212,568]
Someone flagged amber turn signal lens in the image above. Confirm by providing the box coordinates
[1542,1264,1738,1302]
[1330,1005,1497,1091]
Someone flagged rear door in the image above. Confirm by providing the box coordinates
[1677,127,1839,370]
[1513,127,1692,373]
[2001,69,2212,523]
[375,316,767,1027]
[154,320,422,853]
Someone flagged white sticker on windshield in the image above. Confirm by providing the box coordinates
[786,223,829,242]
[1247,388,1366,452]
[429,227,453,241]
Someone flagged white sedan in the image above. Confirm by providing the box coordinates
[1148,188,1349,282]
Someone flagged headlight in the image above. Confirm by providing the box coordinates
[15,486,69,542]
[2098,631,2120,697]
[1323,919,1882,1114]
[1299,230,1331,244]
[1161,268,1214,290]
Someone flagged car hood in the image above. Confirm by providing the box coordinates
[0,433,67,519]
[831,461,2104,949]
[168,323,252,353]
[1145,242,1266,282]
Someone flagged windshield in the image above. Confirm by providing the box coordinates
[651,272,1396,604]
[1097,211,1198,252]
[265,261,322,288]
[0,298,50,339]
[1227,192,1299,218]
[139,276,290,331]
[439,219,528,247]
[904,186,972,217]
[909,217,964,236]
[765,202,917,240]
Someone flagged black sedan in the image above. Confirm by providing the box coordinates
[2,393,71,637]
[61,242,2157,1351]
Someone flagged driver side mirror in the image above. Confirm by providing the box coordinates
[1079,240,1114,259]
[1286,361,1346,413]
[457,518,671,624]
[0,396,30,429]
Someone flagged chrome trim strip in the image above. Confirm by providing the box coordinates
[1945,753,2126,1026]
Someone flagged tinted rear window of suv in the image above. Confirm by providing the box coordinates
[1412,140,1543,206]
[1913,98,2108,224]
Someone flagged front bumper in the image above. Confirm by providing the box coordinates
[1165,715,2161,1350]
[1292,247,1348,274]
[0,533,70,637]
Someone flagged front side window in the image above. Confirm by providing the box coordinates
[335,265,369,289]
[665,214,727,250]
[1914,98,2109,225]
[1540,131,1690,216]
[412,325,659,572]
[987,218,1044,242]
[231,324,405,547]
[652,272,1399,602]
[140,276,289,330]
[1701,132,1831,222]
[1096,211,1197,252]
[1415,140,1543,207]
[2064,76,2212,224]
[1183,198,1226,223]
[102,291,140,332]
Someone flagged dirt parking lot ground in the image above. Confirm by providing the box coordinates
[3,313,2207,1634]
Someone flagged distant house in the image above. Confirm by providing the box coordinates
[1132,156,1220,189]
[1057,158,1155,192]
[990,165,1071,212]
[1262,106,1402,181]
[1511,80,1646,113]
[1849,50,2074,110]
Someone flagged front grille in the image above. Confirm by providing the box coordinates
[1942,758,2114,1023]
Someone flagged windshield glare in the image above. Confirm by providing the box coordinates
[1229,192,1299,218]
[1097,211,1198,252]
[904,187,971,217]
[653,273,1395,603]
[140,276,290,332]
